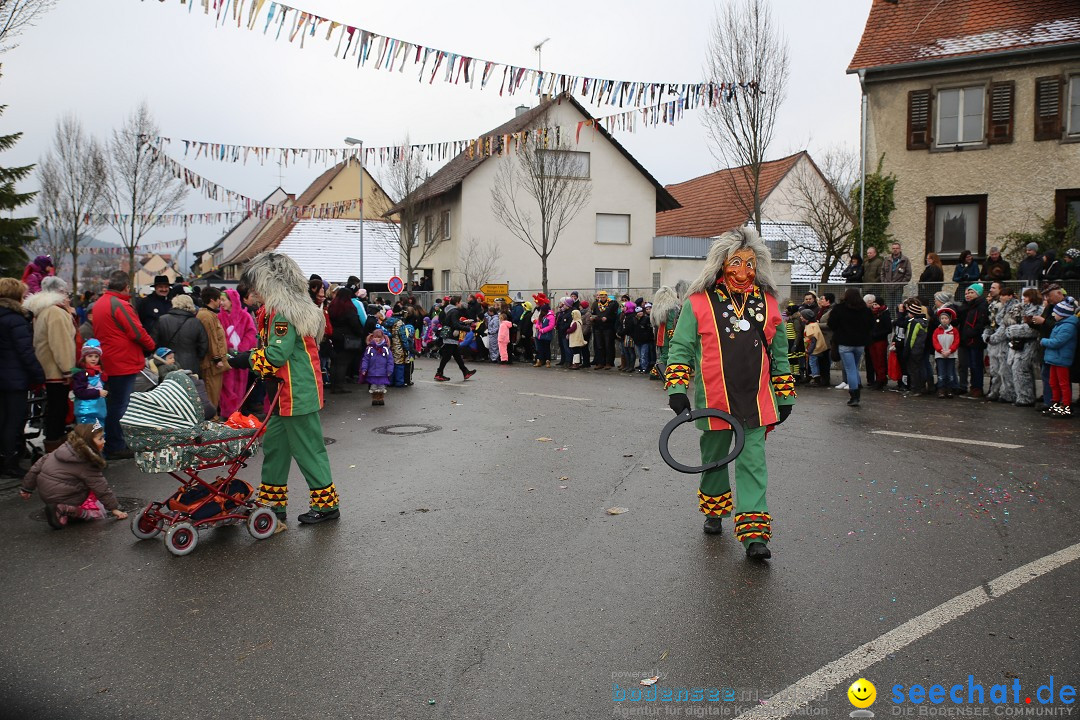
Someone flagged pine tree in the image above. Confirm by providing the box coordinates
[0,102,35,277]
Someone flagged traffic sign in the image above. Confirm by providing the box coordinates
[480,283,509,301]
[388,276,404,295]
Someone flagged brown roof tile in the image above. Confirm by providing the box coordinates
[389,93,678,214]
[849,0,1080,72]
[654,152,805,238]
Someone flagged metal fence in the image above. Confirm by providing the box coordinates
[789,279,1080,307]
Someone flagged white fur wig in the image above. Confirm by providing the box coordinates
[651,285,682,328]
[241,252,325,342]
[686,226,777,297]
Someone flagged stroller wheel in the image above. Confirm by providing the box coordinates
[164,522,198,557]
[247,507,278,540]
[130,506,162,540]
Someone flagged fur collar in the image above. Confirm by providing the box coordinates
[241,252,325,342]
[23,290,68,317]
[0,297,28,316]
[66,431,107,469]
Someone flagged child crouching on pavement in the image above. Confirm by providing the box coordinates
[932,307,959,398]
[361,328,393,406]
[71,339,108,425]
[1040,297,1078,417]
[19,423,127,529]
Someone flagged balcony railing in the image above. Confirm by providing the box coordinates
[653,235,788,261]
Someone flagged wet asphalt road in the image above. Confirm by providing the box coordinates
[0,358,1077,720]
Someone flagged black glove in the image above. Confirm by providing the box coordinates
[775,405,792,425]
[227,351,251,369]
[668,393,691,415]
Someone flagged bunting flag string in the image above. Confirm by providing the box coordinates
[83,211,253,226]
[82,241,182,256]
[148,145,362,221]
[148,94,688,167]
[146,0,757,109]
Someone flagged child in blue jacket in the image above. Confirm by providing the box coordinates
[71,340,108,425]
[1040,297,1078,417]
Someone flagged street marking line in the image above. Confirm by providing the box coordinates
[732,541,1080,720]
[517,392,592,402]
[870,430,1023,450]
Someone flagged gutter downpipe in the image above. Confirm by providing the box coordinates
[858,68,867,258]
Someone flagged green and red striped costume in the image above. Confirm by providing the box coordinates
[665,284,795,547]
[252,307,338,513]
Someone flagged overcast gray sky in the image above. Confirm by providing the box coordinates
[3,0,872,268]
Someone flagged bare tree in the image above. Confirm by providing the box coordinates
[490,128,592,296]
[374,141,446,293]
[102,103,187,288]
[702,0,789,233]
[0,0,57,53]
[780,148,858,282]
[455,236,503,292]
[37,114,106,294]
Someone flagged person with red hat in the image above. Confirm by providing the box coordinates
[932,306,959,398]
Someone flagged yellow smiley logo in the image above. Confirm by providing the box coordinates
[847,678,876,709]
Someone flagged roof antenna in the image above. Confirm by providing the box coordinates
[533,38,550,73]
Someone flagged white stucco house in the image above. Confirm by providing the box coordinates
[389,93,680,297]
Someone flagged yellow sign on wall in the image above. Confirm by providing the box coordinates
[480,283,509,300]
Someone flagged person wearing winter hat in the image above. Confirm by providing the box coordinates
[1017,242,1043,283]
[1039,297,1078,417]
[931,307,959,398]
[1063,248,1080,281]
[957,283,989,397]
[71,340,108,425]
[902,298,933,395]
[590,290,617,369]
[801,307,829,386]
[20,255,54,295]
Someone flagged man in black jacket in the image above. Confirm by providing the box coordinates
[591,291,617,369]
[1016,243,1043,284]
[435,296,476,382]
[138,275,173,335]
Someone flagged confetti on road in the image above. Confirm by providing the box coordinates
[606,507,629,515]
[641,676,660,686]
[537,437,553,442]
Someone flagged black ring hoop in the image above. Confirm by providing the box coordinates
[658,409,746,474]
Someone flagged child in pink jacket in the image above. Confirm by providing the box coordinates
[498,312,513,364]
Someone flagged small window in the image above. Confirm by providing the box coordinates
[441,269,451,291]
[925,195,987,260]
[1055,189,1080,245]
[595,213,630,244]
[441,209,451,240]
[595,268,629,295]
[652,272,661,290]
[1068,76,1080,136]
[410,221,420,248]
[424,215,434,245]
[936,86,984,146]
[537,149,590,178]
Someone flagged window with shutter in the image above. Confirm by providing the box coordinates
[987,81,1014,144]
[1034,75,1062,141]
[907,89,932,150]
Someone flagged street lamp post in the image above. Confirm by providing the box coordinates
[343,137,364,288]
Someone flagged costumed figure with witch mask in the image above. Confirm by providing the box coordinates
[664,228,796,560]
[650,284,684,380]
[229,252,341,528]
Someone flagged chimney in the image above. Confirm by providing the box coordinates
[515,104,529,118]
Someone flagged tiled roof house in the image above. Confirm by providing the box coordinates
[847,0,1080,271]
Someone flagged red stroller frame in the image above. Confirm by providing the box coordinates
[130,387,280,556]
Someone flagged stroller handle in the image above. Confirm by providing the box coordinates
[658,408,746,475]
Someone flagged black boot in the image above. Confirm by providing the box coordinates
[847,389,860,406]
[703,516,723,534]
[745,542,771,560]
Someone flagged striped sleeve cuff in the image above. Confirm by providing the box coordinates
[772,374,796,398]
[664,364,692,391]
